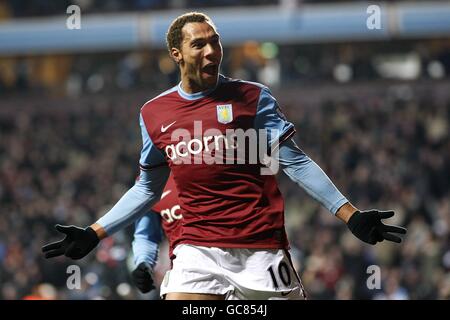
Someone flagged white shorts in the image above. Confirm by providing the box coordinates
[160,244,306,300]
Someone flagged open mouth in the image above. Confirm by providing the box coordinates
[202,63,218,75]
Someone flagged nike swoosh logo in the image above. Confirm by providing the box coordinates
[161,121,176,132]
[161,190,171,199]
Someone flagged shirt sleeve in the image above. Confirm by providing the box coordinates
[139,113,167,170]
[277,138,348,214]
[95,167,170,235]
[132,211,162,268]
[254,86,296,150]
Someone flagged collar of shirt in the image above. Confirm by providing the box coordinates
[177,74,224,100]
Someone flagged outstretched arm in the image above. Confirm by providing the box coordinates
[42,167,169,260]
[42,111,170,260]
[93,167,169,238]
[277,138,348,215]
[277,139,406,244]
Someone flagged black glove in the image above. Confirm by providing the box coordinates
[347,210,407,245]
[42,224,100,260]
[131,262,155,293]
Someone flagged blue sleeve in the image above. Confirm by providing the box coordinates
[95,167,170,235]
[139,113,167,170]
[254,86,296,149]
[132,210,162,268]
[278,139,348,214]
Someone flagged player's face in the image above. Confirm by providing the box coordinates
[176,22,223,91]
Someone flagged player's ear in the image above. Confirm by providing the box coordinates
[171,48,182,65]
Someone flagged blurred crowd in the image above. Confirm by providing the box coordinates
[1,40,450,98]
[0,77,449,299]
[279,81,450,300]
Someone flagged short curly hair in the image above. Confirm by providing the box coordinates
[166,12,216,53]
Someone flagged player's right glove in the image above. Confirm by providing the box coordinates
[347,210,407,245]
[42,224,100,260]
[131,262,155,293]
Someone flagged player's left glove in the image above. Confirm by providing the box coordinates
[347,210,407,245]
[131,262,155,293]
[42,224,100,260]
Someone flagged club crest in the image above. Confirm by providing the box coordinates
[217,104,233,124]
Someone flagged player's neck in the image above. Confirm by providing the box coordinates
[180,76,216,94]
